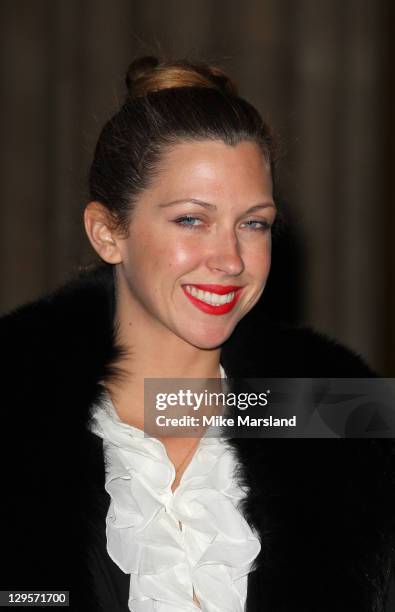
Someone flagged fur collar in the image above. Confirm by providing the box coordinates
[1,263,394,611]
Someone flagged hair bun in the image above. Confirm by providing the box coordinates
[206,66,238,97]
[125,56,159,94]
[125,56,238,100]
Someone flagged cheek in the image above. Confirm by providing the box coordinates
[245,239,272,280]
[125,227,203,290]
[166,236,203,270]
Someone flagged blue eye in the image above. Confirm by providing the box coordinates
[174,216,203,228]
[242,220,271,231]
[173,217,272,231]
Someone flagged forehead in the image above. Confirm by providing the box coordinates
[151,139,272,197]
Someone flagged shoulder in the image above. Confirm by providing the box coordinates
[0,263,114,357]
[0,265,116,591]
[222,311,375,377]
[0,263,114,339]
[0,263,118,421]
[0,262,118,480]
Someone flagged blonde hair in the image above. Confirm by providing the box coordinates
[125,56,238,98]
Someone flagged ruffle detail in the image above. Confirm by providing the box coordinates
[90,391,261,612]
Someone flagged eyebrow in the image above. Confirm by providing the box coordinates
[158,198,276,213]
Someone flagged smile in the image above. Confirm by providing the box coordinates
[182,284,243,315]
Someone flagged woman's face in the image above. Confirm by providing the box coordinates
[116,139,276,349]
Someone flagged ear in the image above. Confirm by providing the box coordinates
[84,202,123,264]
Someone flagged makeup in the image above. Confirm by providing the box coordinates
[182,284,243,315]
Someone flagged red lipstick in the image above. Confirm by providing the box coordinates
[186,284,242,295]
[181,284,243,316]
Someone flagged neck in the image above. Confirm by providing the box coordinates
[115,305,222,379]
[106,276,222,428]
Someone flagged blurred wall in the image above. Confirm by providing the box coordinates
[0,0,393,374]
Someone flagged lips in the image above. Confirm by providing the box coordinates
[186,284,242,295]
[182,283,243,315]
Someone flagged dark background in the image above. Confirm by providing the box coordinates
[0,0,393,374]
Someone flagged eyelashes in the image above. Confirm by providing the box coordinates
[241,219,272,231]
[174,216,203,228]
[173,216,272,231]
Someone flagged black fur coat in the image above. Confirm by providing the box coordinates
[1,263,394,611]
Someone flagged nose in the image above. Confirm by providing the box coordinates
[205,230,245,276]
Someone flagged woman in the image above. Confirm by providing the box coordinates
[1,57,394,612]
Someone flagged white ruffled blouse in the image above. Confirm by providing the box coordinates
[89,368,261,612]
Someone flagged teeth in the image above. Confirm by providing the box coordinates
[185,285,236,306]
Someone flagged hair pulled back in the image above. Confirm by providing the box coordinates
[89,56,276,235]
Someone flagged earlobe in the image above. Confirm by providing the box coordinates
[84,202,123,264]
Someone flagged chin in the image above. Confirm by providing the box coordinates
[188,338,225,350]
[183,324,237,351]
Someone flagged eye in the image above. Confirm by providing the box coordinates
[240,219,271,231]
[173,215,204,228]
